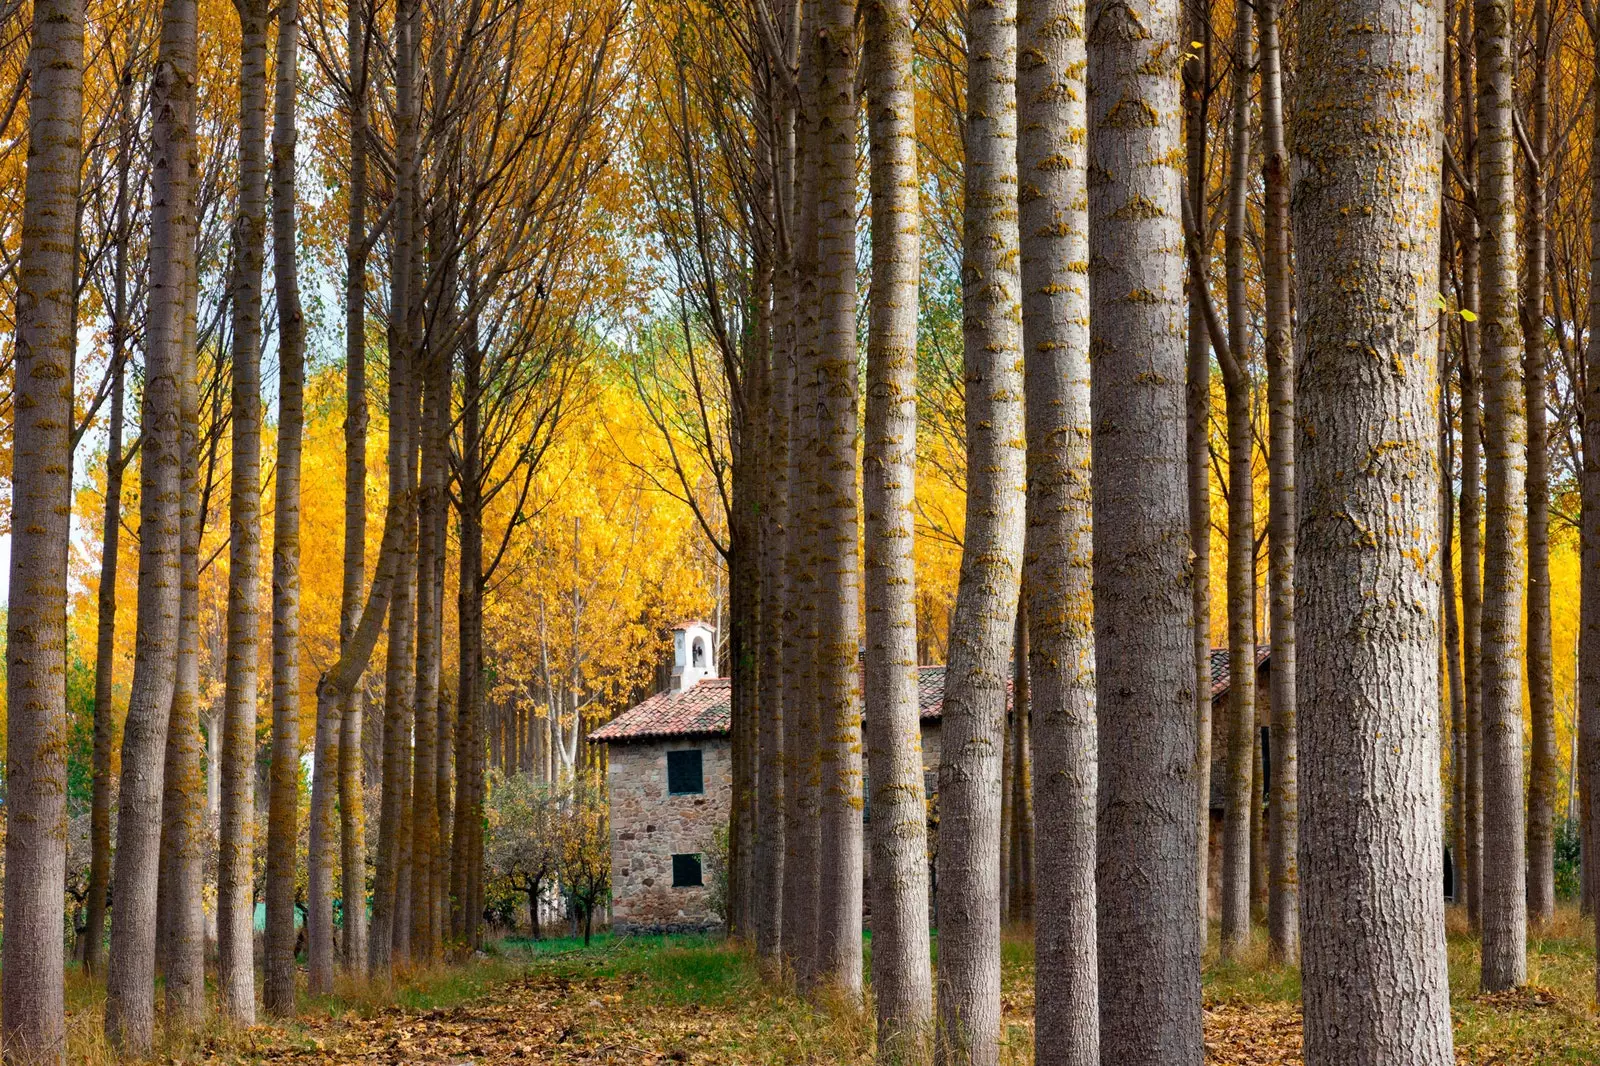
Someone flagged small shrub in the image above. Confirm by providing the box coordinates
[703,823,730,926]
[1554,819,1582,900]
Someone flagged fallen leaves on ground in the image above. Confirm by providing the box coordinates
[178,957,1599,1065]
[189,967,870,1065]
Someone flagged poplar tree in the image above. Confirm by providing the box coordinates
[265,0,307,1014]
[1583,2,1600,997]
[1293,0,1456,1052]
[1182,0,1215,939]
[863,0,932,1046]
[6,0,85,1057]
[934,0,1027,1054]
[105,0,194,1047]
[1521,0,1556,931]
[1259,0,1298,963]
[338,0,374,975]
[809,0,866,998]
[161,122,206,1025]
[218,0,271,1021]
[1017,0,1097,1051]
[1087,0,1202,1054]
[1475,0,1529,992]
[1217,0,1256,958]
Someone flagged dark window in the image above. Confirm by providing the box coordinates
[672,853,703,887]
[667,749,704,795]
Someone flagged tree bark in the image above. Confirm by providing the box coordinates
[266,0,307,1014]
[864,0,933,1045]
[86,65,135,980]
[6,0,85,1057]
[1457,0,1485,931]
[410,334,448,962]
[782,20,823,986]
[1182,0,1215,940]
[338,0,372,972]
[1218,0,1256,959]
[372,0,420,975]
[1522,0,1556,932]
[161,147,206,1025]
[454,332,486,946]
[754,77,793,964]
[934,0,1026,1055]
[104,0,192,1047]
[218,0,270,1022]
[1259,0,1297,964]
[809,0,866,999]
[1474,0,1528,991]
[1583,18,1600,999]
[1087,0,1203,1055]
[1017,0,1097,1047]
[1293,0,1455,1053]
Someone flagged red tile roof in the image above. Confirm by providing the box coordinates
[590,665,992,743]
[589,679,734,742]
[1210,645,1271,699]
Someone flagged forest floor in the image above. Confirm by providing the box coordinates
[70,906,1600,1064]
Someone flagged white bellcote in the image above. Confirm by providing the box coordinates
[670,621,716,692]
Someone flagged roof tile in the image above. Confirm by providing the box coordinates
[590,665,998,743]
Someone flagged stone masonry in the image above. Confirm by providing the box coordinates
[607,737,732,934]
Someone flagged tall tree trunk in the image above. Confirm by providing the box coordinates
[410,340,447,962]
[783,21,823,986]
[436,669,453,943]
[1583,18,1600,998]
[1017,0,1097,1046]
[453,326,486,949]
[1259,0,1297,964]
[338,0,372,972]
[86,73,135,980]
[811,0,865,998]
[1218,0,1256,959]
[6,0,85,1057]
[104,0,192,1048]
[1458,0,1485,931]
[162,152,206,1024]
[1182,0,1215,940]
[864,0,932,1044]
[1250,702,1267,920]
[1475,0,1528,992]
[1293,0,1455,1054]
[934,0,1026,1055]
[754,81,793,964]
[218,0,271,1022]
[1522,0,1556,931]
[1087,0,1202,1056]
[372,0,420,974]
[266,0,306,1014]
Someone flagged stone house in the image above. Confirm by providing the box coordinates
[591,621,963,935]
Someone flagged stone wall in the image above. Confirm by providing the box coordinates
[607,721,945,934]
[608,737,732,934]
